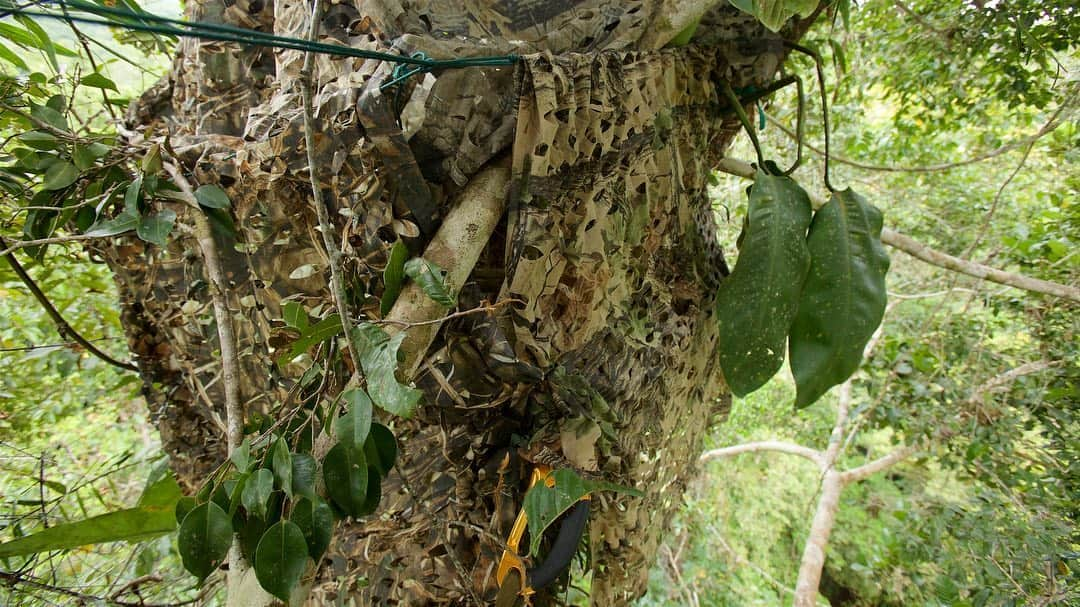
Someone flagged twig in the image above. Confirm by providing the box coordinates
[1,236,138,371]
[699,441,824,468]
[375,298,523,329]
[716,157,1080,302]
[0,234,104,257]
[162,163,244,454]
[298,0,362,377]
[0,570,199,607]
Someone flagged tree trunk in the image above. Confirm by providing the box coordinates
[103,2,811,604]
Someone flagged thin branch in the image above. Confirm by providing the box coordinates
[699,441,824,467]
[161,163,243,453]
[299,0,361,376]
[840,445,917,485]
[967,360,1057,405]
[961,129,1040,259]
[0,234,104,257]
[0,570,199,607]
[716,158,1080,302]
[375,298,523,329]
[0,236,138,371]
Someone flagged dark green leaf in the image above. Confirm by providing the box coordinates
[291,454,318,500]
[18,131,58,150]
[80,72,119,92]
[136,210,176,247]
[194,184,231,209]
[277,313,342,366]
[282,301,308,331]
[335,388,373,450]
[175,497,196,525]
[84,211,139,237]
[242,469,274,520]
[230,438,252,471]
[42,161,77,190]
[364,423,397,477]
[322,442,368,518]
[290,496,333,560]
[352,323,422,418]
[271,438,292,498]
[522,469,641,556]
[124,177,142,215]
[177,502,232,580]
[72,142,110,170]
[380,239,409,315]
[403,257,456,307]
[715,170,813,397]
[253,521,308,601]
[358,467,382,516]
[30,103,68,132]
[789,189,890,407]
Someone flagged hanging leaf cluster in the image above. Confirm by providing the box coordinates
[715,168,889,407]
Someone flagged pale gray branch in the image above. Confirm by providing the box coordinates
[699,441,823,468]
[840,445,917,485]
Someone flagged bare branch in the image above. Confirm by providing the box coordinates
[716,158,1080,302]
[0,236,138,372]
[840,445,917,485]
[0,234,104,257]
[699,441,824,467]
[300,0,361,376]
[968,360,1058,405]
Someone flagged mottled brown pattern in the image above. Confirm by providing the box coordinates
[109,1,806,604]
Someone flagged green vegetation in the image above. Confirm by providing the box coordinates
[1,0,1076,605]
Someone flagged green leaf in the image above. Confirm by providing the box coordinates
[290,496,333,560]
[194,184,231,209]
[715,169,813,397]
[322,442,368,518]
[136,463,182,509]
[124,177,142,215]
[290,454,318,500]
[85,211,139,237]
[730,0,822,32]
[277,313,343,366]
[230,438,252,471]
[0,506,177,558]
[18,131,58,150]
[364,423,397,477]
[175,496,196,525]
[177,502,232,580]
[136,210,176,247]
[42,161,77,190]
[522,469,641,557]
[380,239,409,315]
[31,103,68,132]
[0,40,28,71]
[242,468,274,520]
[335,388,373,450]
[353,323,422,418]
[403,257,456,307]
[253,520,309,601]
[359,467,383,516]
[14,16,58,71]
[80,72,119,92]
[271,438,293,498]
[282,301,308,331]
[789,189,890,408]
[72,142,110,170]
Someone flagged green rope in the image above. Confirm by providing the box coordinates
[10,0,519,80]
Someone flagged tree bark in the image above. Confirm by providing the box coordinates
[104,2,815,604]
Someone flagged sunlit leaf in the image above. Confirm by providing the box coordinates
[242,468,274,520]
[380,239,408,315]
[335,388,373,451]
[352,323,422,418]
[403,257,456,307]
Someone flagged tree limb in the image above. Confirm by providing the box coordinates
[0,236,138,372]
[715,158,1080,302]
[839,445,917,485]
[699,441,824,467]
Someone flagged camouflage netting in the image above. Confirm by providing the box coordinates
[105,1,803,604]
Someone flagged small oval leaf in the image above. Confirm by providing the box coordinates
[242,468,274,520]
[271,438,293,498]
[194,184,231,209]
[335,389,373,450]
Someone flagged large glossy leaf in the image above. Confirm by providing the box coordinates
[254,520,309,601]
[335,388,373,450]
[715,169,813,396]
[523,469,641,557]
[322,442,368,518]
[42,161,77,190]
[381,239,409,315]
[290,496,333,560]
[403,257,456,307]
[242,468,274,520]
[0,506,176,558]
[364,423,397,477]
[194,184,231,209]
[789,189,890,408]
[353,323,422,418]
[177,502,232,580]
[729,0,821,32]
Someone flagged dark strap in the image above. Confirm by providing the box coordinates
[527,500,590,591]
